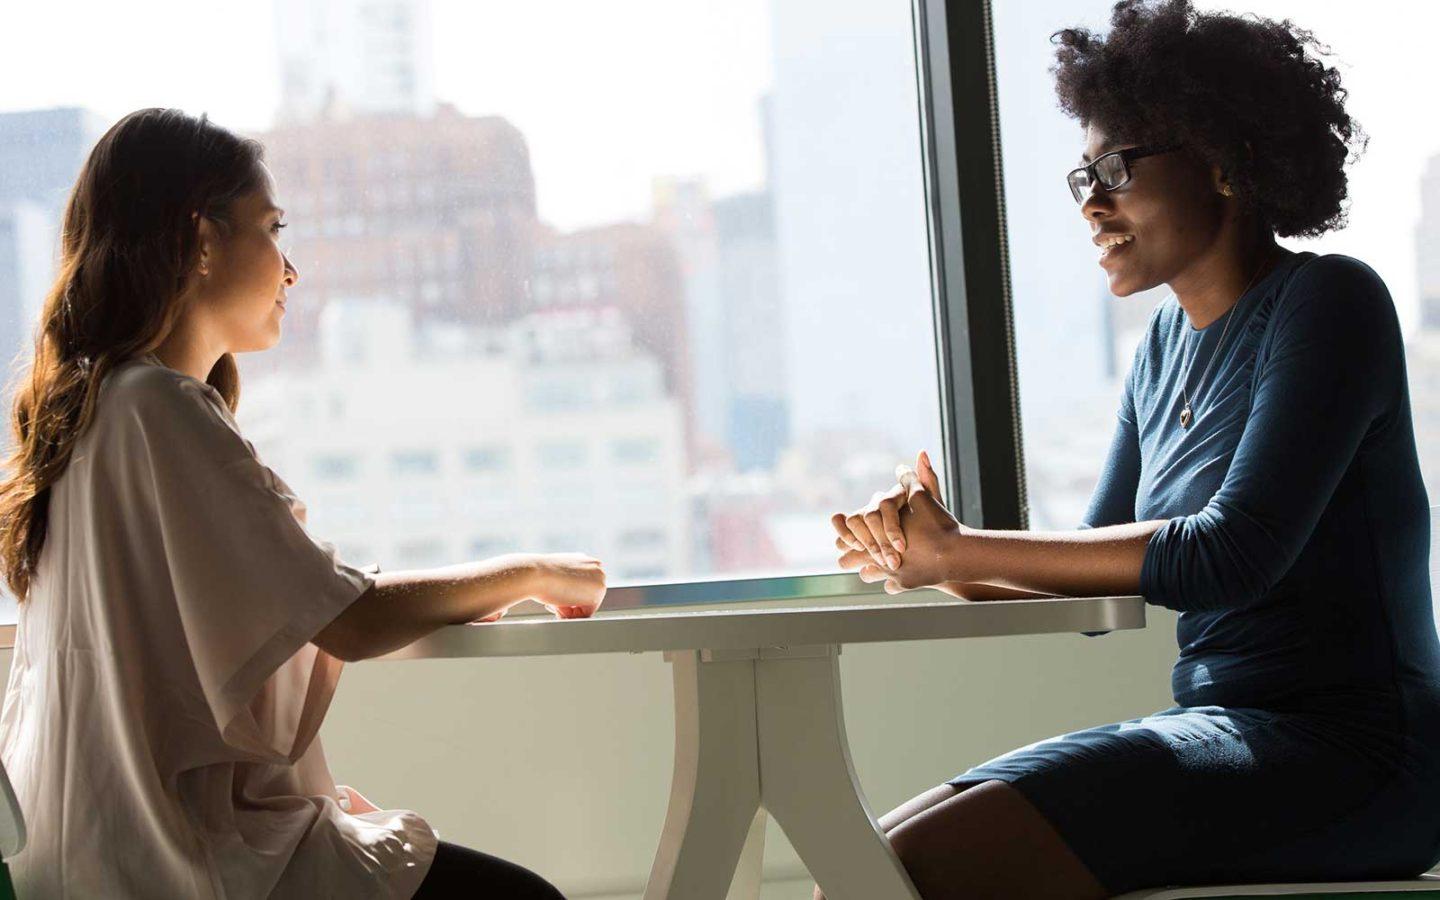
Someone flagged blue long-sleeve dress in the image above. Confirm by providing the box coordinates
[951,252,1440,893]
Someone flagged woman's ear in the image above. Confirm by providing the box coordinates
[192,213,217,277]
[1211,163,1232,197]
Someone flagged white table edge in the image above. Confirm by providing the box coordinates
[377,594,1147,660]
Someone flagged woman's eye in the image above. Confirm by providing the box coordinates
[270,222,288,235]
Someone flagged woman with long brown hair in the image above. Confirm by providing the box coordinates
[0,107,604,898]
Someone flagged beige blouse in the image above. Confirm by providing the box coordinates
[0,355,437,898]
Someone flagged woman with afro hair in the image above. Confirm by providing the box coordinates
[826,1,1440,896]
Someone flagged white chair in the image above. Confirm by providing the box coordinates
[1113,879,1440,899]
[1113,505,1440,899]
[0,749,23,899]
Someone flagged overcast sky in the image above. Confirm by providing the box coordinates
[0,0,772,232]
[1,1,1433,330]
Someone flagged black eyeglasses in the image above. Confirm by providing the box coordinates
[1066,145,1182,204]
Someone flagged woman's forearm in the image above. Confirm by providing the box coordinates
[955,520,1167,598]
[317,554,537,661]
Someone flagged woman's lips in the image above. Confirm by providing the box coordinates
[1097,234,1134,267]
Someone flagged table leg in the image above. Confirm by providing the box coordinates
[754,646,921,900]
[725,809,768,900]
[645,651,763,900]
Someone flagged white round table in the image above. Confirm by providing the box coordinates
[380,593,1147,899]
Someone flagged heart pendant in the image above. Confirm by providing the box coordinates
[1180,404,1192,429]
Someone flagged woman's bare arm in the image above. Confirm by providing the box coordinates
[847,516,1164,600]
[939,520,1166,598]
[314,553,596,662]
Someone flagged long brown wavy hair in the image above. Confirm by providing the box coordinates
[0,108,265,601]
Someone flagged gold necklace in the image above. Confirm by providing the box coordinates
[1178,250,1275,429]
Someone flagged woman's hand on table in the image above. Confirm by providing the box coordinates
[832,450,974,593]
[529,552,608,619]
[474,553,608,622]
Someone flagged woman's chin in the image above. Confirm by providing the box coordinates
[1103,266,1152,298]
[237,328,283,355]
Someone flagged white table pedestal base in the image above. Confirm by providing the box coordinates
[645,646,921,900]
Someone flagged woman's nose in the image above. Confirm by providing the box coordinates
[1081,186,1113,221]
[283,254,299,287]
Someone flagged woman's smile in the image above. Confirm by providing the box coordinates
[1095,231,1135,267]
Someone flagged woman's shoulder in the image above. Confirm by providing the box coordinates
[102,357,225,412]
[1278,252,1392,310]
[1270,252,1398,340]
[94,357,236,444]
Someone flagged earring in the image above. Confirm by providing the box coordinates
[1220,183,1234,197]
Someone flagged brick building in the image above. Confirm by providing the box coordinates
[257,104,538,365]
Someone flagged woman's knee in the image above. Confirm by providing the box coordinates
[878,782,964,833]
[885,780,1107,900]
[886,808,952,883]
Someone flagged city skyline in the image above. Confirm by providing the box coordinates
[1,0,1437,580]
[3,1,1432,339]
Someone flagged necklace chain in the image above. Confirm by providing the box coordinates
[1178,250,1276,429]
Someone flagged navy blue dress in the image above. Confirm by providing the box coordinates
[952,252,1440,893]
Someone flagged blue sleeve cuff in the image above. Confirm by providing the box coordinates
[1139,517,1182,609]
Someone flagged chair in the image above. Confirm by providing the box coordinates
[0,748,22,900]
[1114,505,1440,898]
[1112,879,1440,899]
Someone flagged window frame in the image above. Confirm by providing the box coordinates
[918,0,1027,534]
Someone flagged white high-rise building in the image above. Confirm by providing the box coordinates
[275,0,437,123]
[0,201,52,378]
[0,107,107,402]
[1418,152,1440,330]
[237,300,689,582]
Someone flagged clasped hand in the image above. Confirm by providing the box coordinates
[830,450,972,593]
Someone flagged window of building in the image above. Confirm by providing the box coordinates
[618,528,667,551]
[535,441,588,468]
[392,450,440,476]
[313,454,360,481]
[612,439,660,466]
[463,446,511,473]
[525,379,592,412]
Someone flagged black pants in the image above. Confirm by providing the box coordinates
[410,840,565,898]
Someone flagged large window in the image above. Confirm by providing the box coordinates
[11,1,1422,625]
[0,0,996,619]
[997,2,1440,547]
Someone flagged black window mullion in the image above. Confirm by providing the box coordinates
[913,0,1028,530]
